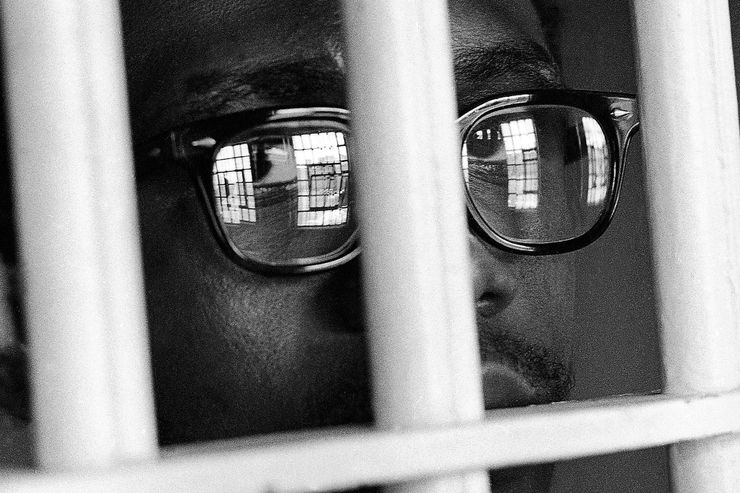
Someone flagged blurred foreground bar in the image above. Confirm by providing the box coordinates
[342,0,489,491]
[2,392,740,491]
[1,0,157,468]
[632,0,740,491]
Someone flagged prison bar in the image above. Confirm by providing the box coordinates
[2,0,740,492]
[1,0,157,468]
[632,1,740,491]
[0,391,739,492]
[343,1,489,492]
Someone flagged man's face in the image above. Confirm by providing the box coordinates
[124,0,576,490]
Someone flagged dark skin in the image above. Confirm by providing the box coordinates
[122,1,575,491]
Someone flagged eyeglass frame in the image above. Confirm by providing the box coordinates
[140,89,639,275]
[458,89,639,255]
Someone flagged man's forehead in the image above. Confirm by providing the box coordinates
[122,0,552,139]
[123,0,544,72]
[122,0,344,64]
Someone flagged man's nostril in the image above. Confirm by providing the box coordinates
[475,292,513,317]
[468,233,519,309]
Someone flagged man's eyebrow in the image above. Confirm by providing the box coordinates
[453,37,562,90]
[176,56,346,125]
[171,38,559,128]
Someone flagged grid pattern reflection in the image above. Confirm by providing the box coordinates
[501,118,539,210]
[293,132,350,227]
[212,131,350,229]
[461,142,469,184]
[213,144,257,224]
[582,116,609,206]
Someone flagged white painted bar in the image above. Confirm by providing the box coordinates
[1,1,157,467]
[632,1,740,491]
[342,1,488,491]
[2,392,740,492]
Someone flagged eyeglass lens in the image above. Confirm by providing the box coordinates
[211,129,356,265]
[208,105,615,264]
[463,105,613,244]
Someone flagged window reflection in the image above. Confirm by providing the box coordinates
[212,130,350,228]
[461,142,469,184]
[293,131,349,227]
[500,118,539,210]
[582,116,608,206]
[213,143,257,224]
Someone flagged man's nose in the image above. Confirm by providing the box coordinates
[468,233,518,318]
[469,233,542,410]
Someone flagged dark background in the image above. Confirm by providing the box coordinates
[552,1,740,491]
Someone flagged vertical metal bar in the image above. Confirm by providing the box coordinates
[632,1,740,491]
[342,1,489,492]
[1,0,158,468]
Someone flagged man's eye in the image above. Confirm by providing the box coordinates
[467,159,510,189]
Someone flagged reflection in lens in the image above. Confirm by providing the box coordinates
[213,143,257,224]
[463,105,612,244]
[582,116,608,206]
[211,129,355,264]
[292,132,350,227]
[500,118,539,210]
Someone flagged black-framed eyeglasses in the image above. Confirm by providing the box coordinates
[142,89,639,274]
